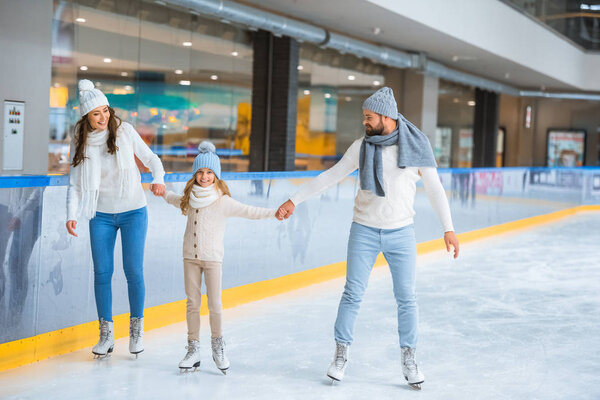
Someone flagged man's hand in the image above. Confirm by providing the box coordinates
[150,183,166,197]
[276,200,295,220]
[66,220,78,237]
[444,231,459,259]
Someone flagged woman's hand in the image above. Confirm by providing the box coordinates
[66,220,78,237]
[150,183,166,197]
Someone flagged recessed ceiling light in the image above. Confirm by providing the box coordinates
[504,72,510,79]
[467,101,476,106]
[324,93,332,99]
[347,75,356,81]
[154,0,166,5]
[372,27,382,35]
[373,80,381,86]
[179,80,191,86]
[210,75,218,80]
[303,89,310,95]
[174,69,183,75]
[182,41,192,47]
[103,58,112,63]
[345,96,352,102]
[75,17,86,23]
[121,72,128,77]
[452,55,459,62]
[80,66,88,71]
[231,51,239,56]
[297,65,304,71]
[53,83,60,88]
[124,85,133,90]
[453,98,459,103]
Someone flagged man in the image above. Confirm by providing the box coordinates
[276,87,459,391]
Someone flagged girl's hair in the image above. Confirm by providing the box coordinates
[179,172,231,215]
[71,107,121,167]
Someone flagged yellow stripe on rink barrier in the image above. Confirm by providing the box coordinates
[1,204,599,371]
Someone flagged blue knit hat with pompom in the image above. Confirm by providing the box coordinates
[192,141,221,179]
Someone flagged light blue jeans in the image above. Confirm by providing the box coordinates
[89,207,148,321]
[334,222,418,348]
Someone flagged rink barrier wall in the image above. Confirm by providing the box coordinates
[1,204,599,371]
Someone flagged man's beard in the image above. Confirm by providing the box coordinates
[365,125,384,136]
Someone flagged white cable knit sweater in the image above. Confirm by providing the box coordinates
[290,138,455,232]
[164,191,276,262]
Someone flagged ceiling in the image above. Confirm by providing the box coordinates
[237,0,586,91]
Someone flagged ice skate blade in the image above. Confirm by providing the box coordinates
[408,383,422,391]
[179,361,201,373]
[327,374,341,384]
[92,347,113,359]
[219,369,227,375]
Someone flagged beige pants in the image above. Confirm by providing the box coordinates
[183,259,223,341]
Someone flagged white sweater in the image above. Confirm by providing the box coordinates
[66,122,165,221]
[290,138,454,232]
[164,191,276,262]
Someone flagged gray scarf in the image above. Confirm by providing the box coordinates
[359,113,437,197]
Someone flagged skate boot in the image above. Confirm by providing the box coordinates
[92,318,114,358]
[326,342,349,383]
[401,347,425,390]
[178,340,201,372]
[211,337,230,374]
[129,317,144,357]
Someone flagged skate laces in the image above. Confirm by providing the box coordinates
[99,320,110,343]
[212,338,225,361]
[334,343,347,368]
[402,348,418,373]
[129,318,142,340]
[184,341,199,360]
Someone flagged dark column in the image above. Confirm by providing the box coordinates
[472,88,499,167]
[249,30,298,171]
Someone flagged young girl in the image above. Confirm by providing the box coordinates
[66,79,166,358]
[163,142,276,373]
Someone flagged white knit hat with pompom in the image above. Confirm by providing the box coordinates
[78,79,109,117]
[192,141,221,178]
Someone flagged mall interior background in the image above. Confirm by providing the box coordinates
[3,0,599,177]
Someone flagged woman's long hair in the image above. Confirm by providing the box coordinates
[179,174,231,215]
[71,107,121,167]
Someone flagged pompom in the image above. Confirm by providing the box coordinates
[198,141,216,154]
[78,79,95,91]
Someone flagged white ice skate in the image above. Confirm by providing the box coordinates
[92,318,114,359]
[401,347,425,390]
[178,340,201,372]
[211,337,230,374]
[129,317,144,357]
[326,342,349,383]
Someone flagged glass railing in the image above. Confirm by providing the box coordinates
[0,167,599,344]
[502,0,600,50]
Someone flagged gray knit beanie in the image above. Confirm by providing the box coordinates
[362,87,398,119]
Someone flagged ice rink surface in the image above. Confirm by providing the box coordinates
[1,212,599,400]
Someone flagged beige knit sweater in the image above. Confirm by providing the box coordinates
[164,191,276,262]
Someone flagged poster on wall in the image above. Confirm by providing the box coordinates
[497,127,505,167]
[546,129,586,167]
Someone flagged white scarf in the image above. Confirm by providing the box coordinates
[188,184,219,209]
[79,128,138,219]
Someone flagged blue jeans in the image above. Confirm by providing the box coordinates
[334,222,418,348]
[89,207,148,321]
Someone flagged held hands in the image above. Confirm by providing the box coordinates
[66,220,78,237]
[444,231,460,259]
[150,183,166,197]
[276,200,295,221]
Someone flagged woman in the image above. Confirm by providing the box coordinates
[66,79,165,358]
